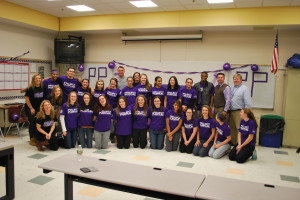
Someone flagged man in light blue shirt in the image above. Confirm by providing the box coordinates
[229,73,252,145]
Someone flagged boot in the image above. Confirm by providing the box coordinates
[36,141,44,151]
[29,137,36,146]
[40,140,49,146]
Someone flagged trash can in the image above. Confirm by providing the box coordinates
[259,115,285,148]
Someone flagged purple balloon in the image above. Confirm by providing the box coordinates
[11,114,19,121]
[78,64,85,72]
[108,62,115,69]
[223,63,231,71]
[251,64,259,72]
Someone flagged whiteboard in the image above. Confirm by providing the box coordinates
[0,62,29,90]
[228,66,275,109]
[82,61,275,109]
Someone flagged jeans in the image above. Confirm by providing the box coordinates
[192,139,213,157]
[94,130,110,149]
[65,129,78,149]
[78,128,94,148]
[150,129,165,150]
[165,131,181,152]
[208,141,231,159]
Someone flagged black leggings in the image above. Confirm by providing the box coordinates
[116,135,131,149]
[132,128,147,149]
[229,144,255,163]
[25,106,37,139]
[179,137,196,154]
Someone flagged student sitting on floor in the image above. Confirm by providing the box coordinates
[193,105,216,157]
[208,112,231,159]
[113,96,133,149]
[148,96,167,150]
[35,100,58,151]
[165,100,184,152]
[229,108,257,163]
[179,108,198,154]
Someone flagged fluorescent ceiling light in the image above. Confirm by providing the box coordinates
[207,0,234,4]
[129,1,158,8]
[66,5,95,12]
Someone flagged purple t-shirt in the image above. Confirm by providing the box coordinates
[120,86,137,107]
[93,89,105,103]
[57,76,81,102]
[132,107,148,129]
[42,78,59,98]
[238,119,257,146]
[216,122,231,142]
[166,109,184,132]
[181,87,197,108]
[113,107,133,135]
[148,107,167,131]
[105,88,121,108]
[78,106,94,127]
[198,118,216,140]
[60,103,79,130]
[150,86,166,103]
[76,87,90,104]
[93,108,112,132]
[166,89,182,110]
[136,84,150,101]
[183,118,198,139]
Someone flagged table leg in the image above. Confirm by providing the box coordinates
[0,148,14,200]
[64,174,73,200]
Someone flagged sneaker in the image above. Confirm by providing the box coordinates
[251,149,257,160]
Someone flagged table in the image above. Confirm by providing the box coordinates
[0,103,24,135]
[196,175,300,200]
[39,154,205,200]
[0,143,14,200]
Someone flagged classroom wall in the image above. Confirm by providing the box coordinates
[83,30,300,145]
[0,22,55,97]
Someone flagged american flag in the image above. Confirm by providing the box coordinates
[271,32,279,75]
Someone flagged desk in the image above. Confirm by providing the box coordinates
[0,143,14,200]
[0,103,23,135]
[196,175,300,200]
[39,154,205,200]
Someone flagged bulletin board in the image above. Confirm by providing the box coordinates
[0,61,29,91]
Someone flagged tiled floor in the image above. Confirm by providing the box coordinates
[0,129,300,200]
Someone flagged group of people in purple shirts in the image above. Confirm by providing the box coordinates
[24,65,257,164]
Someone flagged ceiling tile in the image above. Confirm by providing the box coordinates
[263,0,291,7]
[235,1,262,8]
[210,3,235,9]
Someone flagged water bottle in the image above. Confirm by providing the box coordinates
[77,145,83,162]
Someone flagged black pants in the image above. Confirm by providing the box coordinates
[132,128,147,149]
[179,137,196,154]
[116,135,131,149]
[229,144,255,163]
[36,134,59,151]
[25,106,37,139]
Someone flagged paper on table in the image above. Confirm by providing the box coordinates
[0,82,4,90]
[5,81,13,89]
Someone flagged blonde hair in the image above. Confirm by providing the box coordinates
[233,73,242,80]
[67,91,78,107]
[29,74,42,89]
[200,105,214,119]
[36,100,55,119]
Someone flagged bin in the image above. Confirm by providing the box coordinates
[259,115,285,148]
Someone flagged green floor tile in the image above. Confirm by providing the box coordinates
[280,175,300,183]
[28,175,54,185]
[176,161,195,168]
[28,153,48,159]
[93,149,111,155]
[274,150,288,155]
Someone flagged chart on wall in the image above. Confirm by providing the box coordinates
[228,66,275,109]
[0,62,29,90]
